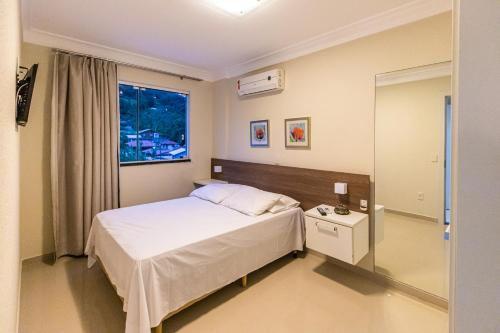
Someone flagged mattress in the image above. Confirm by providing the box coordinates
[85,196,305,333]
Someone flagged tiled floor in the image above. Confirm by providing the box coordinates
[375,212,449,298]
[19,253,448,333]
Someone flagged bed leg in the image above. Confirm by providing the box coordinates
[154,321,163,333]
[241,275,247,288]
[292,250,298,258]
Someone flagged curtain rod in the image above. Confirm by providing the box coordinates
[54,49,204,82]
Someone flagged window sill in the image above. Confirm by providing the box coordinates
[120,159,191,167]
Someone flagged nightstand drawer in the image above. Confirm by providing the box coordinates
[305,216,354,264]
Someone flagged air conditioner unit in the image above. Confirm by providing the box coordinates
[237,69,284,96]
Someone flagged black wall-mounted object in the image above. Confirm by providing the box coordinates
[16,63,38,126]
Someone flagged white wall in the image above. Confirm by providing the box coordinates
[375,76,451,220]
[117,66,214,207]
[0,0,21,331]
[19,43,54,260]
[451,1,500,332]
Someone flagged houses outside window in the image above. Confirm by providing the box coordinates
[119,83,189,164]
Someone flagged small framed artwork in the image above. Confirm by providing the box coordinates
[250,120,270,147]
[285,117,311,149]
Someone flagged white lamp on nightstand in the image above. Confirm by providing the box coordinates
[334,182,350,215]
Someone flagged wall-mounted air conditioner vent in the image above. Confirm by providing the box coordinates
[237,69,284,96]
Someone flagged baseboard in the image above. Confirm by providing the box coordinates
[306,249,448,310]
[22,252,56,266]
[370,270,448,310]
[385,208,439,223]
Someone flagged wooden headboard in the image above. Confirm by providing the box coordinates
[211,159,370,213]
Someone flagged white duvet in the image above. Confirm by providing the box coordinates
[85,196,305,333]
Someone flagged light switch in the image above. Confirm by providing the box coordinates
[214,165,222,173]
[334,182,348,195]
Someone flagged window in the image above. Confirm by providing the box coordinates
[119,83,189,164]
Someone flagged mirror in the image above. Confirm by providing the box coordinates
[374,62,452,299]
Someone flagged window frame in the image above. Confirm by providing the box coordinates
[118,80,191,166]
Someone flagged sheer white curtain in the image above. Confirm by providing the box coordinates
[51,53,119,257]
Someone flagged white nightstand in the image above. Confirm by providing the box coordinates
[193,179,228,188]
[305,204,369,265]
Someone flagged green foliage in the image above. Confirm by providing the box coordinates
[119,84,188,162]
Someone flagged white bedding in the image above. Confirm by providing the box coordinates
[85,196,305,333]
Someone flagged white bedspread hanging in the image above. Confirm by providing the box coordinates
[85,196,305,333]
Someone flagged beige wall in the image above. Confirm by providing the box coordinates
[18,14,452,268]
[213,13,452,270]
[213,13,452,180]
[19,43,54,260]
[0,0,21,331]
[118,66,214,207]
[451,1,500,332]
[18,45,214,259]
[375,76,451,220]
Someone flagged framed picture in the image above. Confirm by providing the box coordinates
[250,120,270,147]
[285,117,310,149]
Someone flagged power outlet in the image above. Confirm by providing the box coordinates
[417,192,424,201]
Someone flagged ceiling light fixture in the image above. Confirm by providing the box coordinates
[206,0,269,16]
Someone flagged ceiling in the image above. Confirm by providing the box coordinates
[21,0,451,81]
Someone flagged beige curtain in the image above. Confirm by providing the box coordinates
[51,53,119,257]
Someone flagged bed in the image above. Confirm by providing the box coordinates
[85,193,305,333]
[85,159,371,333]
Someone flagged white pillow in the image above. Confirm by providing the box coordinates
[221,186,282,216]
[189,184,242,204]
[268,194,301,213]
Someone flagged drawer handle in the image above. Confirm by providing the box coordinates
[315,221,338,233]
